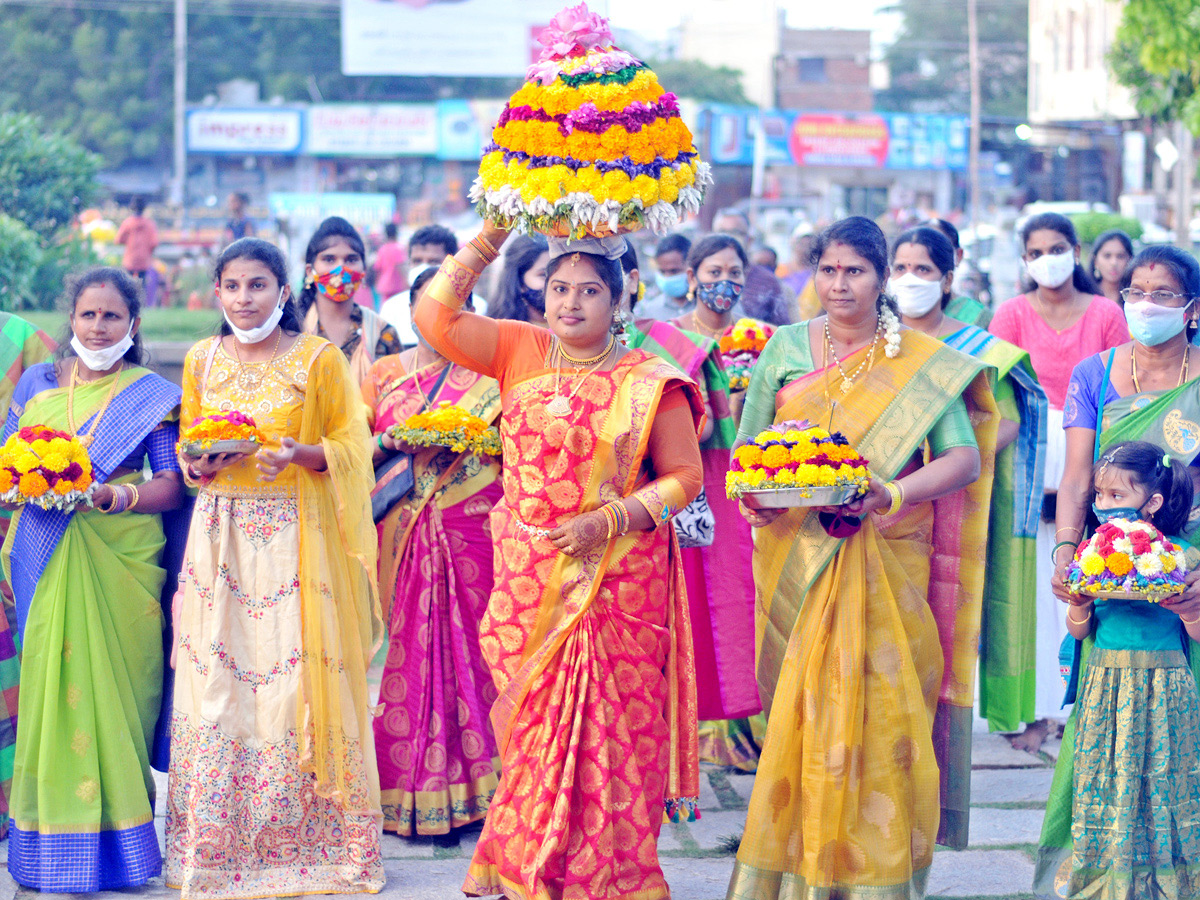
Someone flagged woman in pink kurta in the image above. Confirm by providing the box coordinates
[988,211,1127,752]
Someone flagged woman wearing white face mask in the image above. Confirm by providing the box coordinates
[989,212,1128,753]
[2,266,185,891]
[893,227,1049,741]
[1037,244,1200,895]
[167,238,384,897]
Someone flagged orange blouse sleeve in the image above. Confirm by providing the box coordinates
[414,256,552,390]
[629,383,704,522]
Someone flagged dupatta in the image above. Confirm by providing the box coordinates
[292,342,384,806]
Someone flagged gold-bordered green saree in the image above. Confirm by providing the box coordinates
[726,324,998,900]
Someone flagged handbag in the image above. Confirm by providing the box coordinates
[369,361,451,522]
[672,486,715,548]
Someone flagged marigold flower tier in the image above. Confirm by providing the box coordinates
[0,425,95,510]
[177,411,264,458]
[726,420,871,508]
[1066,518,1189,602]
[389,401,502,456]
[469,2,712,237]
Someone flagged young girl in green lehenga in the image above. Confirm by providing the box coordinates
[1046,439,1200,899]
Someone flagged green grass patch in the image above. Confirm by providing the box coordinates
[706,770,749,811]
[23,308,222,345]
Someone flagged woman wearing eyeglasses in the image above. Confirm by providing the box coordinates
[1036,243,1200,896]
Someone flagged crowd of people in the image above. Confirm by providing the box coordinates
[0,203,1197,900]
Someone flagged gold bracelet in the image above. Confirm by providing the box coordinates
[1066,607,1092,625]
[476,233,499,258]
[1055,526,1084,541]
[126,483,140,512]
[1182,612,1200,627]
[884,481,905,516]
[94,487,120,514]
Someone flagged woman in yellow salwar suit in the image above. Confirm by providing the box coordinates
[727,217,999,900]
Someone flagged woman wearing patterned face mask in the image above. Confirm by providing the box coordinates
[299,216,402,386]
[489,234,550,325]
[677,234,746,342]
[989,212,1128,754]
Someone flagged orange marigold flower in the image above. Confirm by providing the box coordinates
[19,472,49,498]
[1106,552,1134,576]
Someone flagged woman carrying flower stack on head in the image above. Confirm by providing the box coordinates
[165,238,384,898]
[727,217,999,900]
[414,217,705,899]
[300,216,401,386]
[619,241,765,771]
[1038,441,1200,899]
[2,267,184,891]
[363,266,504,837]
[891,226,1048,737]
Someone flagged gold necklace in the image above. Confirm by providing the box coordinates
[558,335,615,367]
[67,360,124,448]
[1131,344,1189,393]
[688,312,725,339]
[824,317,882,394]
[547,340,613,417]
[232,326,283,367]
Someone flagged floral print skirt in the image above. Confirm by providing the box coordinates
[165,490,384,899]
[1070,647,1200,899]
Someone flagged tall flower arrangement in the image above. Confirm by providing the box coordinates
[470,3,712,238]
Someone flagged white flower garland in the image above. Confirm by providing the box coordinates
[881,305,902,358]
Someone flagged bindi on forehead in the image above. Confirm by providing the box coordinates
[1150,263,1156,271]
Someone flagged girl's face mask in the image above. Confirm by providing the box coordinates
[313,265,364,303]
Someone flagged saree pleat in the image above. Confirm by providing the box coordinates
[463,353,702,900]
[730,330,997,899]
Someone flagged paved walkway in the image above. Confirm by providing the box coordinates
[0,724,1058,900]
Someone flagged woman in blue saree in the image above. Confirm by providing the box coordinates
[1,268,184,892]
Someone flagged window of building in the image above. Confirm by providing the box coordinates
[797,57,827,83]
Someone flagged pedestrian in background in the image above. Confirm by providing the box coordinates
[373,222,408,299]
[221,192,255,245]
[116,198,158,284]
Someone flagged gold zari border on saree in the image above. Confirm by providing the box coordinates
[726,860,930,900]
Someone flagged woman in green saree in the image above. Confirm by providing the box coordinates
[2,267,184,891]
[1037,245,1200,897]
[891,226,1047,735]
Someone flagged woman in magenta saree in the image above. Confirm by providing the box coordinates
[363,272,503,836]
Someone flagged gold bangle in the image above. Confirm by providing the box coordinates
[884,481,904,516]
[126,483,140,512]
[1182,612,1200,627]
[476,233,499,257]
[1055,526,1084,540]
[94,488,120,514]
[1067,608,1092,625]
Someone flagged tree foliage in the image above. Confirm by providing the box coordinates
[876,0,1028,118]
[646,60,749,106]
[0,113,101,237]
[1111,0,1200,132]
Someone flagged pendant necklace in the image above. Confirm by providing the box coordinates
[547,336,614,417]
[67,360,124,448]
[824,317,882,395]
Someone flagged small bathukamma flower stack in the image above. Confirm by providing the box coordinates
[1067,518,1189,602]
[470,2,712,237]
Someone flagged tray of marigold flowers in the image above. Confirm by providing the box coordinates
[177,411,265,458]
[1066,518,1189,603]
[726,420,871,509]
[718,318,775,392]
[389,402,502,457]
[0,426,95,510]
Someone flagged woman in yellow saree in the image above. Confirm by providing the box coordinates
[727,218,999,900]
[414,225,704,900]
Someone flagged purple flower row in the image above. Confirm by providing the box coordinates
[498,95,681,137]
[483,144,696,178]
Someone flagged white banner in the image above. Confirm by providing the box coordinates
[186,109,303,154]
[340,0,604,76]
[307,104,438,157]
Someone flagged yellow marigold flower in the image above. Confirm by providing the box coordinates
[30,439,51,456]
[734,445,763,467]
[762,445,790,468]
[1078,552,1105,577]
[1162,553,1178,573]
[41,451,69,472]
[754,431,778,444]
[19,472,49,498]
[773,468,797,485]
[1106,552,1134,576]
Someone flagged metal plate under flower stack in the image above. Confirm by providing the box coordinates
[1077,585,1182,604]
[178,439,262,458]
[738,485,862,510]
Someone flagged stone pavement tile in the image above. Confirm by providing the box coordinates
[678,809,747,851]
[379,833,438,859]
[968,807,1044,846]
[972,732,1050,768]
[971,767,1055,804]
[1042,736,1062,762]
[662,857,736,900]
[725,772,756,806]
[699,770,723,810]
[928,849,1035,896]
